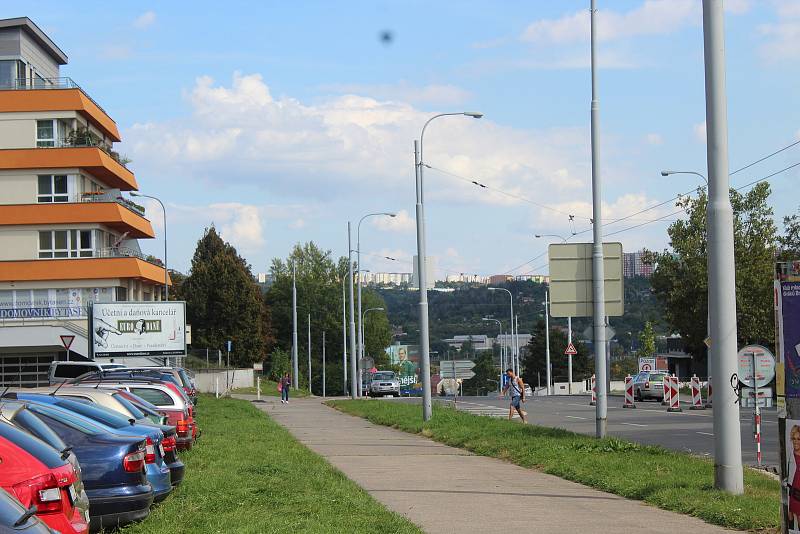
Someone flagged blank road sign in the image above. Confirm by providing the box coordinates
[548,242,624,318]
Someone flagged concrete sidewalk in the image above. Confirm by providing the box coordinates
[245,396,730,534]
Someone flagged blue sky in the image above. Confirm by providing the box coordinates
[11,1,800,278]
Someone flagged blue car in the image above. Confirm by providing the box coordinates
[5,400,154,532]
[10,393,172,503]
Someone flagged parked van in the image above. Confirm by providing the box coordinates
[48,361,126,385]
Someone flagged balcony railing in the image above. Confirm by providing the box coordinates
[2,76,108,114]
[95,247,164,268]
[79,191,146,217]
[41,136,131,170]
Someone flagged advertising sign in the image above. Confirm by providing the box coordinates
[786,419,800,533]
[737,345,776,388]
[90,302,186,357]
[781,280,800,398]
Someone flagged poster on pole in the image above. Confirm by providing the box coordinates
[786,420,800,533]
[90,301,186,357]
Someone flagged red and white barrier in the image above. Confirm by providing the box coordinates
[705,377,713,408]
[662,375,671,406]
[590,374,596,406]
[623,374,636,408]
[690,375,705,410]
[667,375,682,412]
[754,412,762,466]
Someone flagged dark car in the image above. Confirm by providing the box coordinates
[9,394,172,504]
[12,400,154,532]
[0,487,54,534]
[115,390,193,455]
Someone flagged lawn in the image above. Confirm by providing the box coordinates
[327,399,779,532]
[122,396,420,534]
[231,378,309,398]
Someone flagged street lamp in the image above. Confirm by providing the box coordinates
[415,111,483,422]
[660,170,708,184]
[130,192,168,299]
[357,212,395,395]
[534,233,569,243]
[488,287,516,375]
[482,317,503,394]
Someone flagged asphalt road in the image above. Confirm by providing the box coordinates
[392,394,778,469]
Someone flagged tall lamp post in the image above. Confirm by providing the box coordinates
[341,277,348,396]
[482,317,503,393]
[415,111,483,422]
[488,287,516,375]
[130,192,168,299]
[347,224,357,398]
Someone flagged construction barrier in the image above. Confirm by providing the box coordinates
[590,374,596,406]
[706,376,713,408]
[667,375,682,412]
[754,412,762,466]
[690,375,705,410]
[623,374,636,408]
[662,375,671,406]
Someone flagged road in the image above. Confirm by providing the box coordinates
[392,394,778,469]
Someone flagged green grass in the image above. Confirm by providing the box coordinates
[327,399,779,532]
[121,396,420,534]
[230,379,310,397]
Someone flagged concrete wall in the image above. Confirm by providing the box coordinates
[0,171,37,203]
[19,30,59,79]
[552,381,588,395]
[0,228,37,260]
[0,118,33,148]
[193,368,254,394]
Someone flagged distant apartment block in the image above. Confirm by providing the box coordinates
[623,250,654,278]
[514,274,549,283]
[488,274,513,285]
[362,271,411,285]
[444,273,489,284]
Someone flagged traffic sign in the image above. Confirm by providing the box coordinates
[582,325,616,340]
[564,342,578,355]
[638,357,656,372]
[59,335,75,350]
[737,345,775,388]
[440,369,476,380]
[440,360,476,379]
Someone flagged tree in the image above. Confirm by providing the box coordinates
[651,183,777,362]
[779,210,800,261]
[182,227,272,366]
[521,319,593,388]
[463,350,497,395]
[638,321,656,358]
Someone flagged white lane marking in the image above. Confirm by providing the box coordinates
[697,432,714,436]
[620,422,648,428]
[565,415,587,420]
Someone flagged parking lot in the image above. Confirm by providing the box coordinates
[393,394,778,469]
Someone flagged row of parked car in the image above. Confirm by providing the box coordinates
[0,363,201,533]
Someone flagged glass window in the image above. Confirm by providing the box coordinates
[13,409,67,453]
[37,175,68,203]
[53,230,68,258]
[0,60,15,88]
[32,289,49,307]
[38,175,51,196]
[36,120,55,147]
[0,291,12,308]
[15,291,32,309]
[79,230,92,257]
[33,73,46,89]
[53,398,131,429]
[130,387,174,407]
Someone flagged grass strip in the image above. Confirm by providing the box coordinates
[122,396,420,534]
[327,399,779,532]
[231,379,310,397]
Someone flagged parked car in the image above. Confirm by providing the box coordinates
[631,371,668,401]
[11,400,154,532]
[8,394,172,504]
[0,487,53,533]
[0,402,90,522]
[0,420,89,534]
[119,367,198,405]
[113,390,192,452]
[368,371,400,397]
[48,361,126,385]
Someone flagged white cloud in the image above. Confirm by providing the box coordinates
[322,82,471,106]
[758,2,800,62]
[133,11,156,30]
[644,133,663,145]
[371,210,415,233]
[693,121,707,143]
[288,218,306,230]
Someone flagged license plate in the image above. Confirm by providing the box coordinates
[159,443,165,457]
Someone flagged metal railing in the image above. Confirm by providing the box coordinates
[79,191,146,217]
[96,246,147,261]
[3,76,108,114]
[40,137,130,170]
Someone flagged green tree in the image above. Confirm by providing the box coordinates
[651,183,777,362]
[779,210,800,261]
[462,351,498,395]
[521,319,593,387]
[638,321,656,358]
[182,227,272,366]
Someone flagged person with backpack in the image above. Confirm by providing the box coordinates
[279,373,291,404]
[502,368,527,423]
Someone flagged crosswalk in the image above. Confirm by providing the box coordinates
[454,400,524,419]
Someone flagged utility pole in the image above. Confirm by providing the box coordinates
[590,0,608,438]
[292,265,299,389]
[415,139,433,421]
[342,279,348,395]
[307,313,312,394]
[322,331,326,398]
[515,314,520,375]
[568,316,573,394]
[544,291,551,395]
[347,223,358,398]
[702,0,743,494]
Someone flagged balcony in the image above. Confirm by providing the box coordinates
[80,191,146,217]
[0,146,138,190]
[0,78,120,141]
[0,202,155,238]
[0,257,171,286]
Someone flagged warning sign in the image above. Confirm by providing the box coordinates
[564,342,578,355]
[59,335,75,350]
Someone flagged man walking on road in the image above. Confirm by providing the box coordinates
[502,368,526,423]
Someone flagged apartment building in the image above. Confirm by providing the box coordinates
[0,18,168,385]
[623,250,654,278]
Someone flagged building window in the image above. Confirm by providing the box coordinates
[38,230,93,258]
[37,175,69,203]
[36,120,55,147]
[115,287,128,301]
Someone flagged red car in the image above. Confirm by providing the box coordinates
[0,422,89,534]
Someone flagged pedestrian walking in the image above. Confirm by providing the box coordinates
[501,368,526,423]
[279,373,291,404]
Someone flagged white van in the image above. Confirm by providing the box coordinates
[48,361,126,385]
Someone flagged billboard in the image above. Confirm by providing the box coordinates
[90,302,186,357]
[548,242,624,318]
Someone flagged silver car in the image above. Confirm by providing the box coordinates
[631,371,667,401]
[368,371,400,397]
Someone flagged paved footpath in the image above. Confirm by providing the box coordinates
[244,396,731,534]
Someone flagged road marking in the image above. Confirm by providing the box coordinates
[565,415,587,420]
[619,422,648,428]
[697,432,714,436]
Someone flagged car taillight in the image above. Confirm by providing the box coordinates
[124,447,146,472]
[162,435,176,452]
[176,419,189,436]
[145,437,156,464]
[12,472,64,514]
[645,381,650,388]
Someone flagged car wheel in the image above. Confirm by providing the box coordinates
[634,389,642,402]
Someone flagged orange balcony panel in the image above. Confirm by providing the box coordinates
[0,203,155,238]
[0,258,171,286]
[0,89,121,141]
[0,147,137,191]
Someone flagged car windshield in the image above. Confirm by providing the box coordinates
[649,373,666,381]
[372,372,395,381]
[52,397,132,429]
[111,393,147,420]
[25,403,106,435]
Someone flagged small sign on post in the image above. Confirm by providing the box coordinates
[60,335,75,362]
[564,342,578,356]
